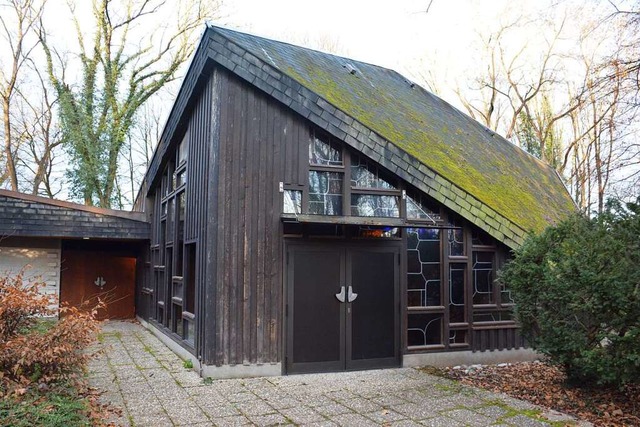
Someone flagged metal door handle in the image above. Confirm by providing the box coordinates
[335,286,346,303]
[347,285,358,302]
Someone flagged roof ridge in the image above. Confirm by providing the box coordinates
[208,24,401,75]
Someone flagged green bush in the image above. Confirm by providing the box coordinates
[500,199,640,387]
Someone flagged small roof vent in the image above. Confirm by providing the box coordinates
[344,63,359,75]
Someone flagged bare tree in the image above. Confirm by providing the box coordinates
[15,64,63,197]
[40,0,222,207]
[0,0,45,191]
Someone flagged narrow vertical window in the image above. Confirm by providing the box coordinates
[407,228,441,307]
[184,243,196,346]
[449,263,466,323]
[472,252,494,305]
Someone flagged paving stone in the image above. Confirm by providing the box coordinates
[371,393,409,407]
[278,406,325,424]
[340,397,383,413]
[387,420,422,427]
[299,421,338,427]
[172,370,206,388]
[225,391,257,403]
[473,404,510,419]
[200,402,241,418]
[88,322,583,427]
[131,415,174,426]
[503,414,551,426]
[213,415,253,426]
[264,395,303,410]
[393,402,440,420]
[246,412,291,426]
[313,403,353,417]
[444,408,494,426]
[331,412,380,426]
[420,416,466,426]
[234,399,277,416]
[363,408,407,423]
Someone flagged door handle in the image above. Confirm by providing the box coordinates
[347,285,358,303]
[335,286,346,303]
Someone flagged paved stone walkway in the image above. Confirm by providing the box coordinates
[89,321,585,426]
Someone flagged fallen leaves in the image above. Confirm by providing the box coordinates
[443,361,640,426]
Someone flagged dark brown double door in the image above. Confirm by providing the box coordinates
[286,243,400,374]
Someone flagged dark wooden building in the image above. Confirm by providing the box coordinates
[131,25,575,377]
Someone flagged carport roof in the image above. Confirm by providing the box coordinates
[0,190,149,240]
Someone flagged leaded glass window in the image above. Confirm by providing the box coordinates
[472,228,494,246]
[407,228,441,307]
[350,155,396,189]
[449,263,466,323]
[448,216,464,256]
[309,134,342,166]
[283,190,302,214]
[449,329,468,344]
[472,252,494,305]
[473,310,513,323]
[357,226,399,238]
[309,171,343,215]
[177,132,189,165]
[407,313,443,347]
[350,194,399,217]
[406,191,441,222]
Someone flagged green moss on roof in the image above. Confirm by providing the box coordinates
[213,26,576,234]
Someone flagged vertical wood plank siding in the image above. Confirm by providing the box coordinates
[213,69,308,366]
[184,71,214,360]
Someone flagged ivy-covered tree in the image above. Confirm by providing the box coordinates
[40,0,220,207]
[500,198,640,386]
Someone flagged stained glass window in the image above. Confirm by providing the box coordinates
[350,194,399,217]
[308,171,343,215]
[177,133,189,165]
[407,313,443,347]
[472,252,494,305]
[473,310,513,323]
[309,135,342,166]
[406,191,441,222]
[448,216,464,256]
[472,228,494,246]
[350,155,396,189]
[357,226,399,238]
[283,190,302,214]
[407,228,441,307]
[449,329,468,344]
[449,263,466,323]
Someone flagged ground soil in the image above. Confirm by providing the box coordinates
[441,361,640,426]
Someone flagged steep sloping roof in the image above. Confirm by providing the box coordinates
[142,25,575,248]
[212,27,574,236]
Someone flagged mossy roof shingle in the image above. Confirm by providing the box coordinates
[211,26,575,238]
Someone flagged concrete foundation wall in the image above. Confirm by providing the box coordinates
[403,348,539,368]
[138,316,282,379]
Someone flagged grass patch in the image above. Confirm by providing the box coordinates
[18,318,56,335]
[143,345,155,356]
[183,359,193,369]
[0,384,92,427]
[474,399,574,427]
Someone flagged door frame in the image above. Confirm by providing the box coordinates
[284,239,402,374]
